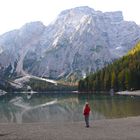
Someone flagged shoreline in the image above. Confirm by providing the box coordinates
[0,116,140,140]
[116,90,140,96]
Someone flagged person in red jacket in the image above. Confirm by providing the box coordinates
[83,102,91,127]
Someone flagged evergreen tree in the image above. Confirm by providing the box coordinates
[111,71,118,91]
[78,41,140,92]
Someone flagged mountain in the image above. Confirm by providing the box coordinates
[0,6,140,82]
[78,41,140,92]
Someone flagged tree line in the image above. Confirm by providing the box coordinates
[78,41,140,92]
[27,78,77,92]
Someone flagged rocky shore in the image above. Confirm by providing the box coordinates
[0,116,140,140]
[116,90,140,96]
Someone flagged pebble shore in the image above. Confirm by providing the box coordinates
[0,116,140,140]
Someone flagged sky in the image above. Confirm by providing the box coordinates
[0,0,140,35]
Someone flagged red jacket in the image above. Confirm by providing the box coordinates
[83,104,91,116]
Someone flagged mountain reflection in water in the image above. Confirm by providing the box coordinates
[0,92,140,123]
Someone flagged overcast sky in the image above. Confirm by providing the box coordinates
[0,0,140,35]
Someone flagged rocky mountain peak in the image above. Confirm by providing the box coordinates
[58,6,123,24]
[0,6,140,81]
[59,6,95,17]
[19,21,45,39]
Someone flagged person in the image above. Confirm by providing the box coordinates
[83,102,91,127]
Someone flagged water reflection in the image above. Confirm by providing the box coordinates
[0,92,140,123]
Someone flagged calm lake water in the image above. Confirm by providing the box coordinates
[0,92,140,123]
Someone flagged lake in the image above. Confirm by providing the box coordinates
[0,92,140,123]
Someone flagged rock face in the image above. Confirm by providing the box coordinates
[0,6,140,80]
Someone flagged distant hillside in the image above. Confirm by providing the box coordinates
[78,41,140,92]
[26,78,77,92]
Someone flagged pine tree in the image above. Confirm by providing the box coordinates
[111,71,118,91]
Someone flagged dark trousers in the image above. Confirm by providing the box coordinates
[84,115,89,127]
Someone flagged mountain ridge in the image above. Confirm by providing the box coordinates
[0,6,140,83]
